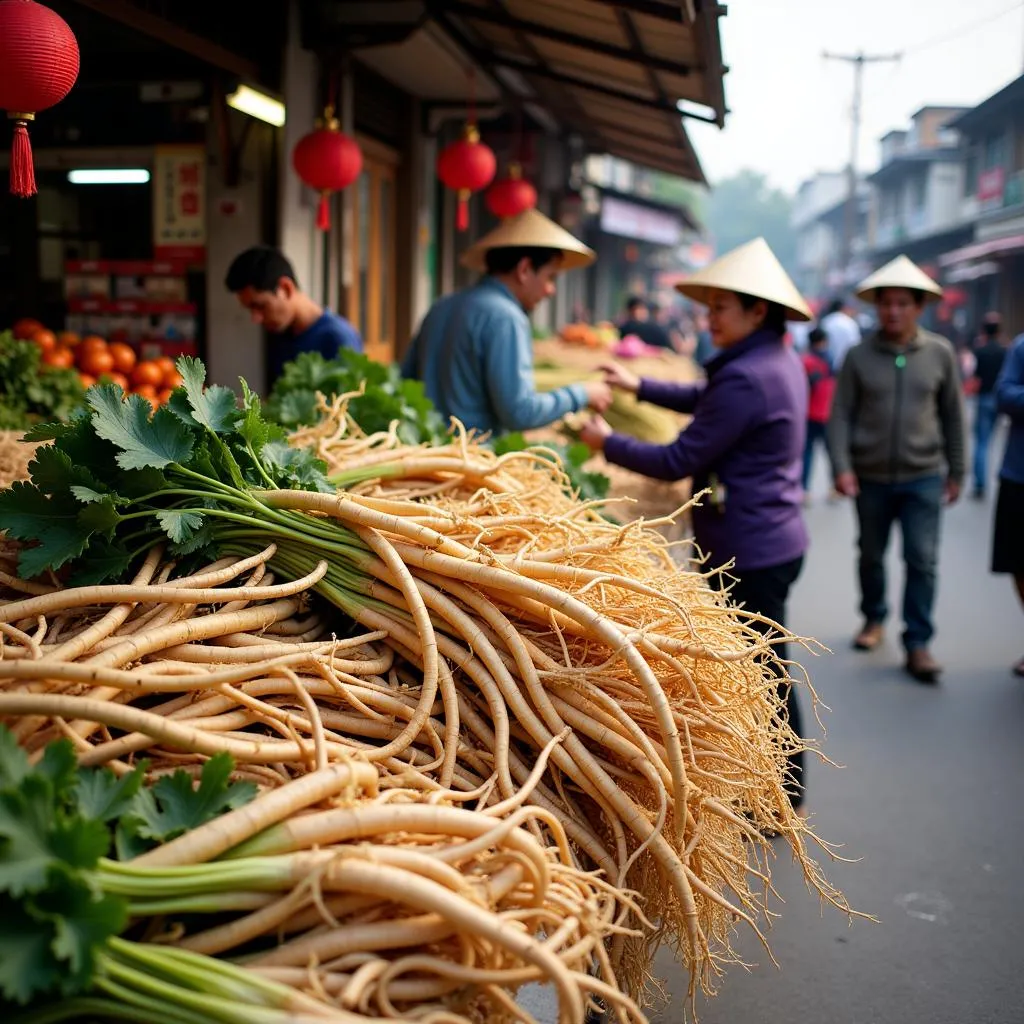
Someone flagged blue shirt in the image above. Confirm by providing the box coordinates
[401,277,587,436]
[270,310,362,381]
[996,334,1024,484]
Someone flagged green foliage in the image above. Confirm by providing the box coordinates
[0,331,85,430]
[266,350,446,444]
[0,727,254,1007]
[705,170,796,273]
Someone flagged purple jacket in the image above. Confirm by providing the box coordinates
[603,329,809,571]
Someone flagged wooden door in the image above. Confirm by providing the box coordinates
[347,136,399,364]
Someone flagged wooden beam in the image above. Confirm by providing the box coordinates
[442,1,693,76]
[69,0,263,82]
[585,0,688,23]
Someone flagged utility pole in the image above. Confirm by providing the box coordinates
[823,50,901,287]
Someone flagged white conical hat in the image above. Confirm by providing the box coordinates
[460,208,596,272]
[855,255,943,303]
[674,237,812,322]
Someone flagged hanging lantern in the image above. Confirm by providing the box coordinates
[485,163,537,220]
[437,123,496,232]
[291,105,363,232]
[0,0,80,198]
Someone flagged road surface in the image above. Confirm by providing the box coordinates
[654,451,1024,1024]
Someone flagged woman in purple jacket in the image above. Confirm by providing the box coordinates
[580,238,813,811]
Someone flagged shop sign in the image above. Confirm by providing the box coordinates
[977,167,1006,210]
[600,195,682,247]
[153,145,207,263]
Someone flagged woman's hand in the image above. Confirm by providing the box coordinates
[600,362,640,394]
[579,415,613,453]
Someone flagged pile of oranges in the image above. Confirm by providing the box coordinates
[12,319,183,410]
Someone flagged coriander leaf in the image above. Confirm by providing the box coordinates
[176,357,239,434]
[74,764,146,824]
[29,446,100,498]
[78,497,123,537]
[267,388,319,430]
[0,728,31,789]
[168,517,216,558]
[0,784,57,896]
[122,753,255,851]
[69,538,134,587]
[238,379,273,453]
[70,485,108,504]
[50,815,110,872]
[0,481,92,577]
[36,739,78,802]
[89,385,194,470]
[0,897,60,1004]
[261,440,333,493]
[45,875,126,989]
[156,509,205,545]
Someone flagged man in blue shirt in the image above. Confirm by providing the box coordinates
[225,245,363,383]
[401,209,611,436]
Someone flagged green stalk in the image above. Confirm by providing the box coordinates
[5,995,204,1024]
[126,891,273,916]
[98,856,293,899]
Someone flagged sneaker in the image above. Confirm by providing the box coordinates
[853,621,884,651]
[905,648,942,683]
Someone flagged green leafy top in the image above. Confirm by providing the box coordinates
[266,350,446,444]
[0,330,85,430]
[0,730,254,1005]
[0,357,334,583]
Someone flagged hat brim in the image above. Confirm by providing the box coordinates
[855,284,943,305]
[459,208,596,272]
[675,281,813,323]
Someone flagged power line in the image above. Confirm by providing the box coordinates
[901,0,1024,57]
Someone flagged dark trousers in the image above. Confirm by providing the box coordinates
[802,420,828,491]
[855,475,942,651]
[721,556,805,808]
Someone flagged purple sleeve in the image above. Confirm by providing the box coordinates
[603,372,762,481]
[637,377,704,414]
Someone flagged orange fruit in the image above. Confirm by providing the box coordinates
[57,330,81,347]
[79,349,115,377]
[12,318,43,339]
[156,388,174,406]
[42,346,75,370]
[100,371,129,392]
[108,342,137,375]
[152,356,176,382]
[163,370,184,390]
[131,361,165,389]
[32,328,57,353]
[78,373,97,389]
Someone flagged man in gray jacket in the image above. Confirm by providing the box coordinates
[828,256,965,683]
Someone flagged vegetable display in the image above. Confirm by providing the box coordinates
[0,330,85,429]
[0,362,856,1021]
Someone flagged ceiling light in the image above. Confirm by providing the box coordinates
[67,169,151,185]
[227,84,286,127]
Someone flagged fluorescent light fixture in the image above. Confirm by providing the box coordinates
[227,84,286,127]
[67,168,151,185]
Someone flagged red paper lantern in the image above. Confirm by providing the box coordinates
[0,0,80,197]
[485,163,538,220]
[437,124,496,231]
[292,106,363,232]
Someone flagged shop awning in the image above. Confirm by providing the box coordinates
[428,0,727,183]
[939,233,1024,268]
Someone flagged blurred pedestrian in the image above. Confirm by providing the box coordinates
[827,256,965,683]
[800,326,836,498]
[970,311,1010,499]
[578,238,812,811]
[820,296,862,369]
[991,331,1024,677]
[402,210,612,435]
[618,297,673,349]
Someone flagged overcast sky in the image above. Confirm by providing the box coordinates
[687,0,1024,193]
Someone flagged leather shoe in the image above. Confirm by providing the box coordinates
[853,621,884,651]
[906,648,942,683]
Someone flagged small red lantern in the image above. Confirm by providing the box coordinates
[0,0,80,197]
[292,105,363,232]
[437,123,496,231]
[485,163,538,220]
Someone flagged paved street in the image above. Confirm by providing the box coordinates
[655,439,1024,1024]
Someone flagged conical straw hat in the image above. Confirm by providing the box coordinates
[675,237,812,322]
[855,255,943,303]
[460,208,596,272]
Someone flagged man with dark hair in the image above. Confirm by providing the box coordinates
[820,295,861,369]
[970,311,1010,499]
[618,296,673,350]
[401,209,611,435]
[225,245,362,382]
[828,256,965,683]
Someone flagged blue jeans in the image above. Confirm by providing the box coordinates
[802,420,828,491]
[856,475,943,651]
[973,393,999,493]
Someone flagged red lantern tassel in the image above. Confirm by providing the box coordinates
[457,190,470,232]
[10,120,37,198]
[316,191,331,232]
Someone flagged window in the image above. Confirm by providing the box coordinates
[345,137,399,364]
